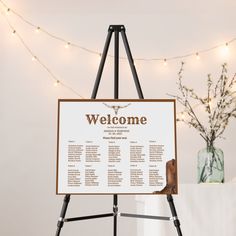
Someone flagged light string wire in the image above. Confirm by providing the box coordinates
[0,0,105,57]
[0,10,85,98]
[0,9,208,120]
[0,8,197,118]
[0,0,233,118]
[1,0,236,63]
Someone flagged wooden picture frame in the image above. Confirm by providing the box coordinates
[56,99,178,195]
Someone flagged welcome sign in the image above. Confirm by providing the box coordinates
[56,99,177,194]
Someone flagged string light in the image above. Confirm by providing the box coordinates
[54,80,60,87]
[1,2,212,120]
[0,0,235,105]
[223,42,229,54]
[6,7,10,15]
[225,42,229,51]
[35,26,40,33]
[1,8,192,118]
[97,53,102,61]
[163,59,167,66]
[31,56,37,61]
[195,52,200,60]
[64,42,71,49]
[220,42,230,57]
[0,0,236,63]
[0,9,84,98]
[0,5,203,118]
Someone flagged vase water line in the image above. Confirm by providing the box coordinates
[197,146,224,183]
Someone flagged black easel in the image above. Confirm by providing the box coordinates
[55,25,182,236]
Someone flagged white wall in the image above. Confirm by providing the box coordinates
[1,0,236,235]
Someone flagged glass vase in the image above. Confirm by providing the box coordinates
[197,145,224,183]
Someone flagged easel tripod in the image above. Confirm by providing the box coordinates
[55,25,182,236]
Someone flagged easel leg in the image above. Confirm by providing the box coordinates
[167,195,182,236]
[114,30,119,99]
[91,28,113,99]
[113,194,118,236]
[55,194,71,236]
[120,29,144,99]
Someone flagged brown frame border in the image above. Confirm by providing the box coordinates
[56,99,178,195]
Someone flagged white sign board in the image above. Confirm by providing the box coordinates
[56,99,177,194]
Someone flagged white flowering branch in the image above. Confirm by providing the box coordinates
[168,62,236,146]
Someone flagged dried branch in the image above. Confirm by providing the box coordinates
[169,62,236,146]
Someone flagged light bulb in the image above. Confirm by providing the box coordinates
[196,52,200,60]
[35,27,40,33]
[64,42,70,49]
[219,42,230,57]
[221,42,229,56]
[6,8,10,15]
[32,56,37,61]
[163,59,167,66]
[54,80,60,87]
[225,42,229,51]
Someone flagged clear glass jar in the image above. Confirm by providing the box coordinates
[197,145,224,183]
